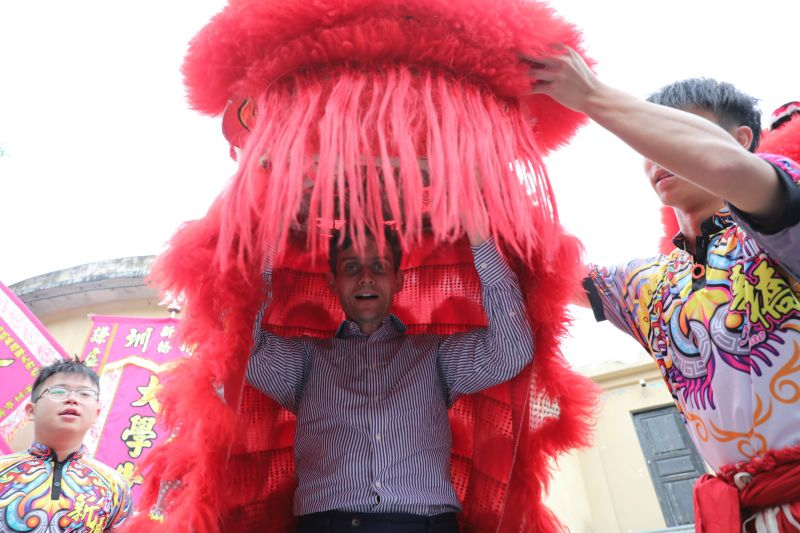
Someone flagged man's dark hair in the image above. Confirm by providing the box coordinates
[646,78,762,152]
[328,225,403,274]
[32,359,100,401]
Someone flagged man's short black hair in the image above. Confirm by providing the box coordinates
[646,78,762,152]
[328,225,403,274]
[32,359,100,401]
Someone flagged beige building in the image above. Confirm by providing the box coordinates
[10,257,702,533]
[546,360,703,533]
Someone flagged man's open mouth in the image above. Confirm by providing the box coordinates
[354,293,379,300]
[59,408,80,417]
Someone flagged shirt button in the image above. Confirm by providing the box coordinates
[480,262,488,270]
[509,311,516,318]
[375,480,382,488]
[351,517,361,527]
[54,482,60,487]
[375,433,382,441]
[373,395,380,402]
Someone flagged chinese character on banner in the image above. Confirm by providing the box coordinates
[81,315,189,504]
[0,282,69,453]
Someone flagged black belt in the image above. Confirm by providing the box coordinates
[296,511,458,533]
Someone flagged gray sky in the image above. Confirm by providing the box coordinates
[1,0,798,367]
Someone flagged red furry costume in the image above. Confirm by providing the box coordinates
[761,102,800,163]
[127,1,599,531]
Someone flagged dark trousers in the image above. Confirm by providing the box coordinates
[296,511,459,533]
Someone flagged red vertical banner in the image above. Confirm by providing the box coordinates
[0,282,69,453]
[80,315,190,503]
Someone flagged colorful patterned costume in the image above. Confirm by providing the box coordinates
[126,0,600,531]
[587,154,800,531]
[0,442,132,533]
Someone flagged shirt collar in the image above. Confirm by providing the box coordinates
[671,207,734,251]
[335,314,407,339]
[29,441,86,461]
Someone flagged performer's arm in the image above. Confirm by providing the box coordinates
[437,237,533,404]
[245,260,309,413]
[583,258,664,357]
[525,45,786,221]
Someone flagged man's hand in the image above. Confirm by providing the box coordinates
[521,45,604,114]
[460,206,490,246]
[464,219,489,247]
[519,44,783,220]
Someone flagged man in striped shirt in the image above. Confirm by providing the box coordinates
[246,224,534,532]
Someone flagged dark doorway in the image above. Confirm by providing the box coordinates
[632,405,707,527]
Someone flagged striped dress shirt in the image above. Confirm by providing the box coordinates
[246,238,534,516]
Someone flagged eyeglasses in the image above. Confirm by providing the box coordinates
[36,387,99,403]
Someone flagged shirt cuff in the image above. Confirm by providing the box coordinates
[728,162,800,235]
[583,275,607,322]
[471,237,514,286]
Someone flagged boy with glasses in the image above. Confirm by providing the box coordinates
[0,359,132,532]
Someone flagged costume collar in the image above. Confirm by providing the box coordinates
[335,314,407,339]
[29,441,86,461]
[671,207,734,252]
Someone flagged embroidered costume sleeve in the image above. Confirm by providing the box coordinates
[107,466,132,531]
[436,238,534,405]
[583,256,669,356]
[728,154,800,281]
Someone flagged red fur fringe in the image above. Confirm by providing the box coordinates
[217,70,569,275]
[183,0,589,275]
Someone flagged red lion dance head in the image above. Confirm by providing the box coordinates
[128,1,599,531]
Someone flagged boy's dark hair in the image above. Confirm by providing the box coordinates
[328,225,403,274]
[32,359,100,401]
[646,78,762,152]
